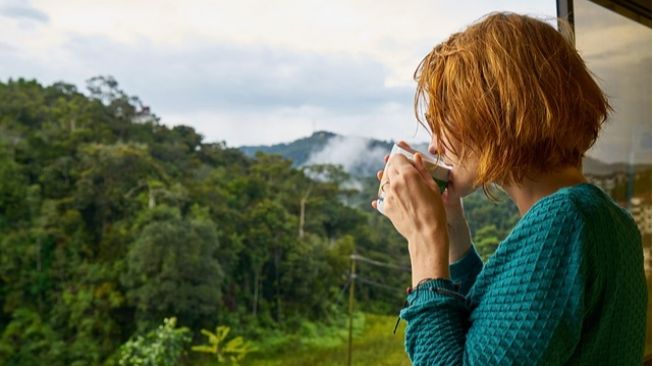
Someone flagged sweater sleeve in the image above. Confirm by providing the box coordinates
[449,243,484,297]
[399,199,586,365]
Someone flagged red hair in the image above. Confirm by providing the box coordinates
[414,12,611,198]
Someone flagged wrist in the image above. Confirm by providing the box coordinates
[411,268,450,288]
[408,230,450,287]
[408,226,448,254]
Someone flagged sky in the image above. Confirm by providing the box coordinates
[0,0,650,163]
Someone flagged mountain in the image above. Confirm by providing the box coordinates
[582,156,651,175]
[239,130,650,179]
[239,130,338,167]
[238,130,429,178]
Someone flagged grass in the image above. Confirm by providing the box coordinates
[194,312,411,366]
[195,276,653,365]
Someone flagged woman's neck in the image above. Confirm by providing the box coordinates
[499,165,588,217]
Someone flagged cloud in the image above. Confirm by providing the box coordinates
[162,101,430,147]
[304,135,388,174]
[57,34,413,114]
[23,33,424,147]
[0,29,429,147]
[0,41,16,52]
[15,0,632,154]
[302,134,389,192]
[0,1,49,24]
[26,1,555,85]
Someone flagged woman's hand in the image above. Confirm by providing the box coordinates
[371,144,450,285]
[390,141,472,265]
[381,153,446,241]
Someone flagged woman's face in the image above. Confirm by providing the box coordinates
[428,133,479,197]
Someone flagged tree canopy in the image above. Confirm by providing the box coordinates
[0,77,514,365]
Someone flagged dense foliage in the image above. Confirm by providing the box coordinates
[0,77,516,365]
[119,318,191,366]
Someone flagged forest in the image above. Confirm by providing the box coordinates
[0,77,520,365]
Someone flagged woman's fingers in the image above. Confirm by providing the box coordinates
[371,200,377,209]
[384,154,390,163]
[376,170,383,181]
[397,140,411,149]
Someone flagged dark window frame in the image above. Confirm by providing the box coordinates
[557,0,652,29]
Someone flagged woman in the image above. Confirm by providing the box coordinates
[371,12,648,365]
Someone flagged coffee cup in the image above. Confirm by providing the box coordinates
[376,143,451,216]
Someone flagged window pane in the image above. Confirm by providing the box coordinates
[574,0,652,360]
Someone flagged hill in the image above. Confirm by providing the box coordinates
[239,131,428,178]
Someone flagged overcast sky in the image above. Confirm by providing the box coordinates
[574,0,651,164]
[0,0,650,163]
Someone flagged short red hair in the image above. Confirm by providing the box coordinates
[414,12,611,197]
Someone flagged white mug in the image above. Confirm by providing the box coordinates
[376,143,451,216]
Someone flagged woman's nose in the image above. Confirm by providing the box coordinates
[428,141,438,156]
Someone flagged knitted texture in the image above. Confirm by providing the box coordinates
[399,183,648,365]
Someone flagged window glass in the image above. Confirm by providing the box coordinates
[574,0,652,359]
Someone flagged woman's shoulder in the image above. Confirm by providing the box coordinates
[511,182,639,242]
[482,184,595,287]
[512,183,591,232]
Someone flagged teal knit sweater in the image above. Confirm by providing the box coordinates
[398,182,648,365]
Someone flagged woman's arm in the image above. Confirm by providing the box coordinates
[445,201,472,264]
[445,197,483,297]
[399,199,586,365]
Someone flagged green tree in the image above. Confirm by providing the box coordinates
[123,205,224,330]
[241,199,296,324]
[0,308,65,366]
[474,224,501,262]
